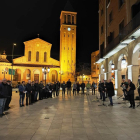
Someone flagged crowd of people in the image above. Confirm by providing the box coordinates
[98,78,137,108]
[1,76,138,115]
[0,78,98,115]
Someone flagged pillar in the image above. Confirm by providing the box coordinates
[117,70,122,96]
[127,65,132,81]
[114,70,118,89]
[104,73,107,80]
[132,65,139,96]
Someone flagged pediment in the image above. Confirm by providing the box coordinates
[24,38,52,46]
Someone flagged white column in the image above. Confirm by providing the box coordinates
[114,70,118,89]
[127,65,132,81]
[117,70,122,96]
[104,73,107,80]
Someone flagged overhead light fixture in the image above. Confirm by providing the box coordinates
[122,55,126,64]
[131,36,136,40]
[111,62,115,69]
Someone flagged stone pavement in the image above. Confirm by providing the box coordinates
[1,91,140,140]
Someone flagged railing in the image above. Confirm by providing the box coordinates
[103,11,140,56]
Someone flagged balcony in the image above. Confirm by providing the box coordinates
[97,11,140,63]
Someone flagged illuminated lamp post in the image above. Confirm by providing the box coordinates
[11,43,16,84]
[42,67,50,86]
[2,69,7,78]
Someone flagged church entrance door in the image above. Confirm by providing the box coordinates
[52,74,55,82]
[34,74,39,82]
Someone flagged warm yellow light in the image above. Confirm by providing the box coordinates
[13,43,16,46]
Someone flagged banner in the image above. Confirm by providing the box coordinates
[9,69,15,75]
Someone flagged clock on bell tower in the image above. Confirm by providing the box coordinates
[60,3,77,82]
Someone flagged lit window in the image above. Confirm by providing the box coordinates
[44,52,47,62]
[36,51,39,62]
[28,51,31,61]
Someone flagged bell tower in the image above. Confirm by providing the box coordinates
[60,1,77,82]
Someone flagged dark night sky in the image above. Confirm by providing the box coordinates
[0,0,98,64]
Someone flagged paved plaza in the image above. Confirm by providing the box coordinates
[1,91,140,140]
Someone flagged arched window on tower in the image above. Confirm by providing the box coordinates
[64,15,66,23]
[68,15,71,24]
[72,15,74,24]
[36,51,39,62]
[28,51,31,61]
[44,52,47,62]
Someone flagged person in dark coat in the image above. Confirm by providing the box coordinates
[6,80,12,109]
[52,82,56,97]
[19,81,26,107]
[56,81,60,96]
[67,79,71,95]
[106,79,114,106]
[25,80,32,105]
[81,82,85,94]
[127,79,136,109]
[76,82,80,94]
[39,81,44,100]
[61,81,66,96]
[34,80,39,101]
[45,83,52,98]
[98,81,102,99]
[100,80,106,101]
[0,78,9,110]
[91,82,96,95]
[31,81,35,103]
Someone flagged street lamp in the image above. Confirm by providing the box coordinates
[2,69,7,78]
[42,67,50,86]
[11,43,16,84]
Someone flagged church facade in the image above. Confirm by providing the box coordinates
[0,10,77,85]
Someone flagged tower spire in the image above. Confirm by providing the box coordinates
[64,0,75,12]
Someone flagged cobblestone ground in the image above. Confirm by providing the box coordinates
[0,90,140,140]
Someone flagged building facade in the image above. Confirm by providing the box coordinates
[91,50,99,84]
[0,9,77,85]
[97,0,140,95]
